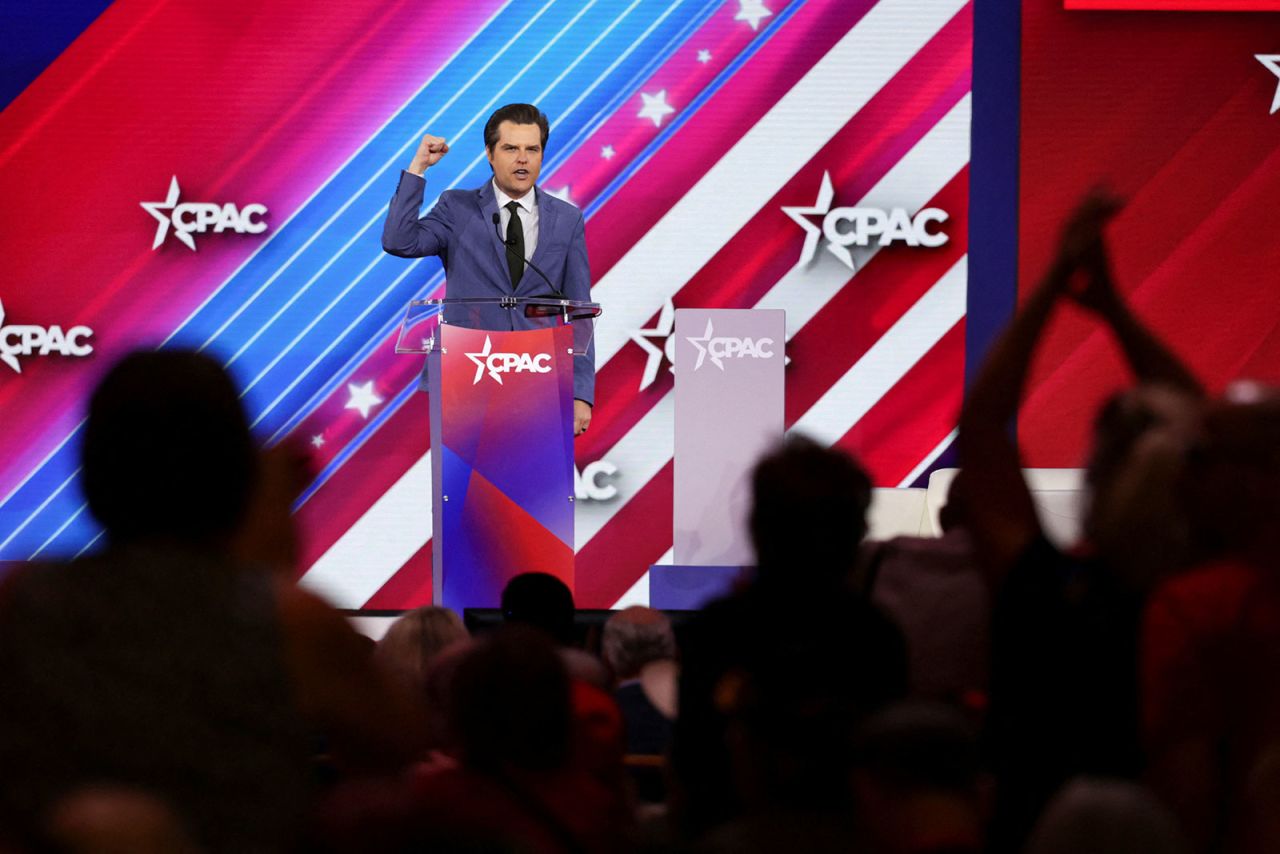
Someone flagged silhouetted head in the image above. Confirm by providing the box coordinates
[500,572,576,645]
[749,436,873,582]
[602,606,675,681]
[1083,384,1201,585]
[1184,382,1280,560]
[374,606,469,695]
[851,702,987,854]
[82,350,255,548]
[449,625,571,772]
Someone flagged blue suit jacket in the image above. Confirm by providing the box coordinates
[382,171,595,405]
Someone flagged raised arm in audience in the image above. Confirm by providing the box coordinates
[959,192,1201,583]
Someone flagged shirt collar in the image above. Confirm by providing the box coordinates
[492,179,536,213]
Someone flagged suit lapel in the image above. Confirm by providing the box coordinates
[532,186,558,274]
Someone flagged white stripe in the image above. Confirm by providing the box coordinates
[610,571,652,608]
[791,256,966,444]
[0,465,80,553]
[74,530,103,559]
[29,502,86,559]
[590,0,967,367]
[0,424,82,511]
[300,451,434,607]
[897,427,957,488]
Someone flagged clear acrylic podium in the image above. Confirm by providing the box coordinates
[396,297,601,611]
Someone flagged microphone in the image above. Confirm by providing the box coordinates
[492,212,565,303]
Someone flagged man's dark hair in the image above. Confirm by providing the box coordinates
[483,103,549,152]
[749,435,873,579]
[500,572,575,645]
[82,350,256,546]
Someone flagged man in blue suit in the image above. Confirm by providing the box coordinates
[382,103,594,435]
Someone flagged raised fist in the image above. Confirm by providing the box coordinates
[409,134,450,175]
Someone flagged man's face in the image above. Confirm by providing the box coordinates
[487,121,543,200]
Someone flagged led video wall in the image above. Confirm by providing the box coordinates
[4,0,968,608]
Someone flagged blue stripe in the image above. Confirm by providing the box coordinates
[966,0,1019,390]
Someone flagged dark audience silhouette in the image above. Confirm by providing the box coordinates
[0,190,1274,853]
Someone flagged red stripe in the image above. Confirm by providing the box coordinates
[574,462,674,609]
[294,389,431,573]
[363,538,435,610]
[833,319,965,486]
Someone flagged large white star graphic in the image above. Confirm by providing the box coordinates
[0,299,18,373]
[629,299,677,390]
[638,90,675,127]
[465,335,498,384]
[345,380,383,419]
[735,0,773,31]
[140,176,195,251]
[781,171,849,268]
[1257,54,1280,115]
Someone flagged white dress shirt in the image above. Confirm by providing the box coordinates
[493,179,539,259]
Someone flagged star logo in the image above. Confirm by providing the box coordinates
[601,144,616,160]
[140,176,196,251]
[345,380,383,419]
[466,336,500,385]
[310,434,325,449]
[781,170,841,268]
[0,300,18,374]
[687,319,719,370]
[735,0,773,31]
[546,185,575,206]
[629,299,676,391]
[638,90,675,127]
[1257,54,1280,114]
[697,49,712,64]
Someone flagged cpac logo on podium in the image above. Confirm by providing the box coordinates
[0,298,94,374]
[783,171,948,271]
[687,319,775,371]
[141,176,269,251]
[465,336,553,385]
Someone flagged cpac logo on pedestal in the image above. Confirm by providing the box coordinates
[783,171,948,271]
[0,298,94,374]
[687,319,775,371]
[141,176,268,251]
[465,336,553,385]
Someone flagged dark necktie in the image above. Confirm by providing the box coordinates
[505,200,524,288]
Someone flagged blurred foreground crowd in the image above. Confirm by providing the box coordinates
[1,194,1278,853]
